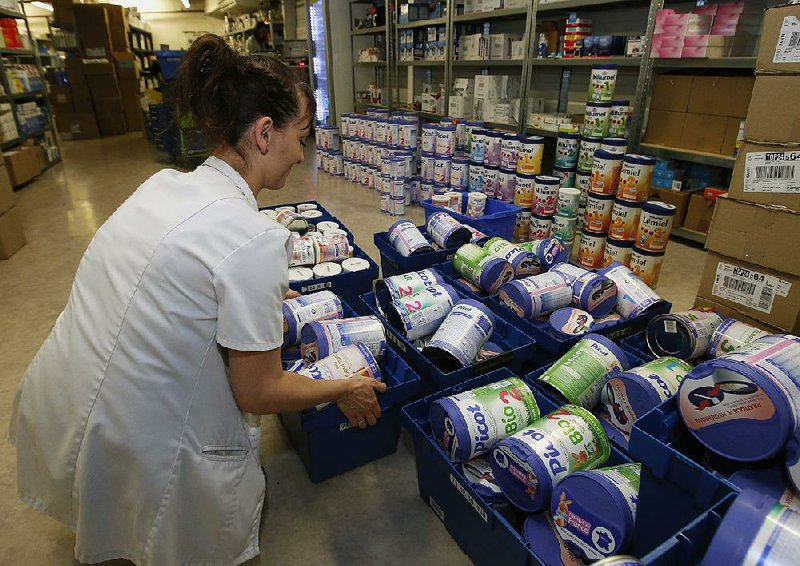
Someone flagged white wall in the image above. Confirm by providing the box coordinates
[325,0,352,119]
[141,11,221,50]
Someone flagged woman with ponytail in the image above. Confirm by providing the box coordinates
[9,35,385,565]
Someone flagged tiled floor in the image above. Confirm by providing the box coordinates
[0,134,706,564]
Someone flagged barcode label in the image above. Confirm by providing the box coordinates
[774,16,800,63]
[664,320,678,334]
[744,151,800,194]
[712,263,792,314]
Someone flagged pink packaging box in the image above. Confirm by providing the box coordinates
[694,5,718,16]
[655,23,688,35]
[652,34,686,48]
[683,34,710,47]
[716,2,744,15]
[710,24,738,36]
[652,46,683,58]
[681,45,709,58]
[712,13,742,25]
[664,13,690,25]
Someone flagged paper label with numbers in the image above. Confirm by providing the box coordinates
[773,16,800,63]
[712,263,792,314]
[745,151,800,193]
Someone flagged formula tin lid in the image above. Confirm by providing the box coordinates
[553,165,577,173]
[605,238,634,249]
[470,160,486,168]
[483,130,504,138]
[594,148,624,160]
[611,100,630,106]
[485,164,500,172]
[452,155,470,164]
[591,63,619,70]
[465,120,483,126]
[582,229,608,238]
[503,132,521,140]
[499,167,517,174]
[623,154,657,166]
[642,201,677,216]
[613,198,643,209]
[632,246,665,257]
[515,171,538,180]
[421,180,436,187]
[585,101,613,108]
[535,175,562,185]
[550,307,594,339]
[581,135,604,143]
[439,123,456,132]
[421,150,436,157]
[588,192,617,201]
[601,137,628,147]
[472,128,489,136]
[422,123,438,130]
[434,155,453,162]
[559,131,582,140]
[523,514,584,566]
[522,135,545,144]
[577,170,592,178]
[532,212,555,220]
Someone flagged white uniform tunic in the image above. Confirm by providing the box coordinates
[9,156,291,565]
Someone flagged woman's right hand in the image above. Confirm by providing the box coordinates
[337,371,387,429]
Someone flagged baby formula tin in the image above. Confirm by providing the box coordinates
[551,263,619,318]
[533,175,561,216]
[454,243,515,294]
[607,101,630,138]
[424,300,496,371]
[445,191,464,213]
[514,211,532,243]
[551,463,641,560]
[298,343,382,408]
[289,236,316,267]
[578,230,608,270]
[496,168,517,202]
[385,283,459,341]
[430,376,541,462]
[557,187,582,217]
[388,220,434,257]
[498,272,573,319]
[600,357,693,436]
[342,257,370,273]
[540,334,630,408]
[552,214,578,243]
[578,137,604,173]
[553,166,577,191]
[427,212,472,249]
[678,335,800,462]
[728,469,800,512]
[376,268,444,300]
[583,103,613,138]
[484,131,504,167]
[436,124,456,156]
[464,121,482,154]
[515,173,536,209]
[629,246,664,288]
[469,162,485,193]
[501,134,521,170]
[577,171,592,203]
[647,309,725,360]
[471,129,487,163]
[584,193,616,233]
[618,155,655,203]
[491,406,611,512]
[314,234,353,263]
[398,122,417,149]
[707,319,769,359]
[587,65,618,103]
[635,201,676,252]
[603,239,634,268]
[522,238,570,271]
[608,199,643,241]
[549,308,595,340]
[555,131,581,169]
[282,290,344,347]
[590,149,624,196]
[466,192,488,217]
[522,513,585,566]
[529,214,554,240]
[450,156,470,190]
[483,166,499,198]
[600,137,628,154]
[300,315,386,362]
[420,151,436,181]
[517,136,545,175]
[598,262,666,319]
[484,237,541,277]
[421,123,437,153]
[420,181,435,202]
[463,456,508,505]
[434,156,452,185]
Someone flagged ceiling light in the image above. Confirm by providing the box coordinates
[31,1,53,11]
[181,0,190,8]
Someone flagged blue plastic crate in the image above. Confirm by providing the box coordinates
[359,287,550,391]
[280,345,420,483]
[289,244,379,308]
[374,226,459,279]
[434,260,491,299]
[402,368,633,566]
[259,200,337,221]
[156,50,185,80]
[422,194,520,241]
[620,330,655,363]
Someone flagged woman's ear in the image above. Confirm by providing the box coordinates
[255,116,274,155]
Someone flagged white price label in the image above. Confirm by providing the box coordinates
[744,151,800,193]
[712,263,792,314]
[773,16,800,64]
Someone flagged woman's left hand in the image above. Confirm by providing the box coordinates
[285,289,301,300]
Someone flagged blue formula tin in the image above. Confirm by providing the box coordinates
[598,262,667,320]
[491,405,612,512]
[453,243,515,295]
[646,309,725,360]
[388,219,434,257]
[678,335,800,463]
[483,236,542,277]
[522,512,585,566]
[282,290,344,347]
[384,283,460,341]
[498,272,573,320]
[429,375,540,462]
[549,307,594,340]
[463,456,510,505]
[427,211,473,249]
[551,463,641,560]
[729,468,800,512]
[300,316,386,363]
[522,238,570,271]
[424,299,496,372]
[551,262,618,318]
[375,268,445,300]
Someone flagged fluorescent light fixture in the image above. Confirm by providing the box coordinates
[31,1,54,11]
[180,0,190,7]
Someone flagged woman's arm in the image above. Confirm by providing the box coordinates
[227,348,387,428]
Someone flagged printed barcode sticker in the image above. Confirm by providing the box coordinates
[773,16,800,63]
[664,320,678,334]
[712,262,792,314]
[744,151,800,194]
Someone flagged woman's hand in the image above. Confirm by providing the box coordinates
[285,289,301,300]
[337,370,387,429]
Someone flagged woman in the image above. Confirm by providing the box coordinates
[246,21,270,53]
[9,35,385,565]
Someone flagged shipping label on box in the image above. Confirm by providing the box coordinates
[711,261,792,314]
[772,16,800,64]
[743,150,800,194]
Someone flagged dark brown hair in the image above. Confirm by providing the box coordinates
[176,34,315,149]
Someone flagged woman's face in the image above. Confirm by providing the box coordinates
[260,98,311,190]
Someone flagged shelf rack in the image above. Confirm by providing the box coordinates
[127,25,158,90]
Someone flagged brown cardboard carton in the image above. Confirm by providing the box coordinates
[52,0,76,30]
[694,295,782,334]
[3,146,42,187]
[697,252,800,333]
[103,4,130,52]
[0,207,25,259]
[83,59,116,76]
[0,165,14,215]
[75,4,113,59]
[88,74,121,102]
[648,187,694,228]
[744,75,800,144]
[49,85,73,112]
[114,52,139,81]
[706,195,800,276]
[94,99,127,136]
[728,140,800,208]
[56,112,100,140]
[720,117,743,157]
[650,75,694,112]
[644,110,686,147]
[680,113,728,154]
[118,77,141,97]
[683,192,716,234]
[756,4,800,75]
[121,87,144,131]
[688,76,753,118]
[65,58,87,86]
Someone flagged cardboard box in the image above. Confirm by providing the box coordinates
[756,4,800,75]
[706,195,800,276]
[56,112,100,140]
[65,58,87,85]
[650,75,694,112]
[75,4,112,59]
[694,295,781,334]
[94,99,127,136]
[744,74,800,144]
[118,77,141,97]
[683,191,716,233]
[88,74,120,102]
[114,52,139,81]
[644,110,686,147]
[83,59,116,76]
[103,4,130,52]
[120,89,144,131]
[0,164,13,215]
[649,187,694,227]
[697,252,800,333]
[49,85,73,112]
[680,113,728,153]
[687,76,754,118]
[52,0,76,30]
[3,146,42,187]
[720,117,743,157]
[72,90,94,113]
[728,140,800,208]
[448,94,474,119]
[0,206,25,259]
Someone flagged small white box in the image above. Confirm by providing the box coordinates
[504,0,527,7]
[463,0,480,14]
[453,78,475,95]
[511,40,525,59]
[489,34,512,59]
[494,102,514,124]
[482,0,503,11]
[474,74,504,99]
[449,94,474,118]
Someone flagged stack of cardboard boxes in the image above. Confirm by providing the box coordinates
[52,3,144,140]
[0,161,25,259]
[695,4,800,334]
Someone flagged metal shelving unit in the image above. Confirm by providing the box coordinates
[529,56,643,67]
[652,57,757,69]
[352,25,387,36]
[397,17,446,30]
[350,1,392,113]
[639,144,737,168]
[452,59,524,67]
[128,25,157,90]
[453,6,528,22]
[398,60,445,66]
